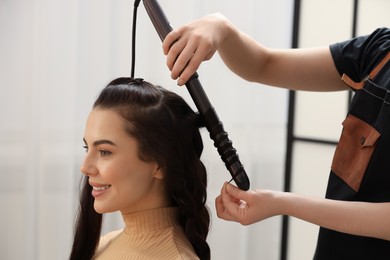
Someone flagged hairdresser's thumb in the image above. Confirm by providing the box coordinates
[225,182,246,200]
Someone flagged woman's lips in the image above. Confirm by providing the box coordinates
[89,182,112,198]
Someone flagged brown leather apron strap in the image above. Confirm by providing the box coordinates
[341,74,365,90]
[342,51,390,90]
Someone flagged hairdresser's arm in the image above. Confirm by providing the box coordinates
[163,13,347,91]
[216,183,390,241]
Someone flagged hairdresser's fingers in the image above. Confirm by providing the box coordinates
[215,187,238,221]
[164,30,187,73]
[215,195,233,221]
[176,55,201,86]
[164,26,198,73]
[219,183,242,219]
[170,40,198,83]
[177,41,217,86]
[225,182,250,201]
[163,29,181,56]
[220,183,250,222]
[165,39,186,75]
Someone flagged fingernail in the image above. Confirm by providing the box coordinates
[221,182,227,190]
[239,200,247,209]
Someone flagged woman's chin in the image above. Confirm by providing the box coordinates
[93,203,114,214]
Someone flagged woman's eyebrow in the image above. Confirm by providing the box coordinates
[83,138,117,147]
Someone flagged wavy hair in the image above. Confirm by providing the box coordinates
[69,78,210,260]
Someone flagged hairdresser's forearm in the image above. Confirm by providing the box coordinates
[217,21,270,84]
[276,192,390,241]
[218,19,347,91]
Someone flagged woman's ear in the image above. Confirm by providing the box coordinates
[153,165,164,180]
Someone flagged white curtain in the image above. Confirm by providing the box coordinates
[0,0,292,259]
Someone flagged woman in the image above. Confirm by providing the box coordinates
[69,77,210,260]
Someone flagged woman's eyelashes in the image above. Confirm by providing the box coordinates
[82,144,111,157]
[99,149,112,157]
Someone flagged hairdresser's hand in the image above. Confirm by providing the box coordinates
[215,182,281,225]
[163,13,230,86]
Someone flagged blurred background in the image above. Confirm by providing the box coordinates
[0,0,389,259]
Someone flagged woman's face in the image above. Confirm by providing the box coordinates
[80,108,167,214]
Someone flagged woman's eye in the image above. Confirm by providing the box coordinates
[99,149,111,157]
[83,145,88,152]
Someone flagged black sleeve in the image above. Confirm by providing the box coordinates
[329,27,390,82]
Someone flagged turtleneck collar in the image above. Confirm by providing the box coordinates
[121,207,179,235]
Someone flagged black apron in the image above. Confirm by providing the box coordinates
[314,52,390,260]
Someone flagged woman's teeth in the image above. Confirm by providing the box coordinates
[93,185,111,191]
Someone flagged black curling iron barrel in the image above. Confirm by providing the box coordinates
[142,0,250,190]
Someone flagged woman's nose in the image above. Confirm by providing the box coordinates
[80,154,98,176]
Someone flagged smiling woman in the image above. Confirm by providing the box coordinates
[81,108,164,214]
[69,78,210,260]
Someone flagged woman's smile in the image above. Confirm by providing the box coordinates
[90,182,112,198]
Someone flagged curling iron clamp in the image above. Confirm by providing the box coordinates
[134,0,250,190]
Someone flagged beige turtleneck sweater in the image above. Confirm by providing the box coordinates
[94,207,200,260]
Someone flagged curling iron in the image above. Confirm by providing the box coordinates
[136,0,250,190]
